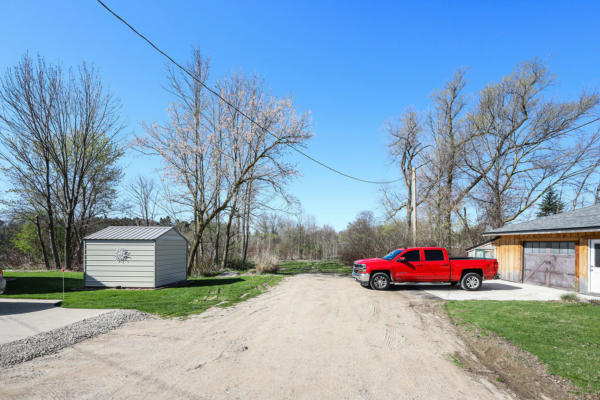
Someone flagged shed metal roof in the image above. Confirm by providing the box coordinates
[483,204,600,236]
[84,226,177,240]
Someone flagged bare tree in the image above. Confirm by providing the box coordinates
[129,176,158,226]
[381,60,599,250]
[0,54,124,269]
[382,109,428,227]
[424,69,471,248]
[137,49,312,275]
[464,60,599,228]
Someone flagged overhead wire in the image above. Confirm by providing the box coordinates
[95,0,405,184]
[95,0,600,185]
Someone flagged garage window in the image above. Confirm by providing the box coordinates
[524,241,574,255]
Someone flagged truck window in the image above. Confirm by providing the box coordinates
[401,250,420,262]
[424,250,444,261]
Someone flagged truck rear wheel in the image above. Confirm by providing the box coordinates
[370,272,390,290]
[460,272,482,291]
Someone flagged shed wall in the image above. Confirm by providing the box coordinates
[85,240,155,287]
[467,245,496,259]
[155,230,187,286]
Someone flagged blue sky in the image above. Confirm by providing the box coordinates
[2,0,599,230]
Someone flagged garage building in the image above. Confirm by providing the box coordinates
[484,204,600,295]
[84,226,188,288]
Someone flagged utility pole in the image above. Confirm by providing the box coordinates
[411,166,417,246]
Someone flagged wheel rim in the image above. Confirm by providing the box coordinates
[466,276,480,289]
[373,275,388,289]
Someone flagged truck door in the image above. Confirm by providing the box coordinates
[394,249,423,281]
[422,249,451,281]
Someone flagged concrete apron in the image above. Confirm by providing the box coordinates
[0,299,114,345]
[420,280,599,301]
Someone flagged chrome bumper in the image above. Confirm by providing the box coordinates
[352,271,370,284]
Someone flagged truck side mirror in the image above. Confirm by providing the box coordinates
[397,257,406,262]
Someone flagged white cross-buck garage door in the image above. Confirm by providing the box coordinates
[523,241,575,290]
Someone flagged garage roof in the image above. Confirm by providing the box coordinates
[484,204,600,236]
[84,226,176,240]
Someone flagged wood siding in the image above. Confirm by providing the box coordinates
[495,236,522,282]
[84,240,155,287]
[493,232,600,293]
[155,230,187,286]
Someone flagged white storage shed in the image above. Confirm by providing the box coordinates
[83,226,188,288]
[465,238,497,259]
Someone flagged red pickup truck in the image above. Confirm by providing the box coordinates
[352,247,499,291]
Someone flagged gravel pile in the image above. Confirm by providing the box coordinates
[0,309,151,367]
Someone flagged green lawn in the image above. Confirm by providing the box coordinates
[446,300,600,393]
[1,270,281,318]
[0,261,348,317]
[278,260,351,275]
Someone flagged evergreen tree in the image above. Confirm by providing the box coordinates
[537,187,565,217]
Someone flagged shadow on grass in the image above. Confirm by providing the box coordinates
[3,276,245,296]
[3,276,83,295]
[176,278,244,287]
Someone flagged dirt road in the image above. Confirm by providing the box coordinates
[1,275,512,399]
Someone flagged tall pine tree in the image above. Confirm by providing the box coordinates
[537,187,565,217]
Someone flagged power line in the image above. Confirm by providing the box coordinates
[95,0,600,184]
[95,0,404,185]
[561,116,600,134]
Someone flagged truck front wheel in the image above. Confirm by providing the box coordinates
[370,272,390,290]
[460,273,482,291]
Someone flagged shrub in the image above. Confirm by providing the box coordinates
[225,258,255,271]
[560,292,579,303]
[192,258,222,276]
[254,253,279,274]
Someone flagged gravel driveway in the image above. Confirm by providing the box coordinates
[0,275,512,399]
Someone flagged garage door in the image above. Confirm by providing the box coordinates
[523,242,575,290]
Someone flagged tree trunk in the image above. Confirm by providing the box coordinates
[46,181,61,269]
[64,215,74,271]
[187,222,206,276]
[35,215,50,270]
[214,211,221,266]
[241,183,252,264]
[222,199,237,268]
[444,208,452,249]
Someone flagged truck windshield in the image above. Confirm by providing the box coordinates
[382,249,403,260]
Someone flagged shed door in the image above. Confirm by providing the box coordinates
[523,242,575,290]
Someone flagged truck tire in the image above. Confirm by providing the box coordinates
[460,272,482,291]
[370,272,390,290]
